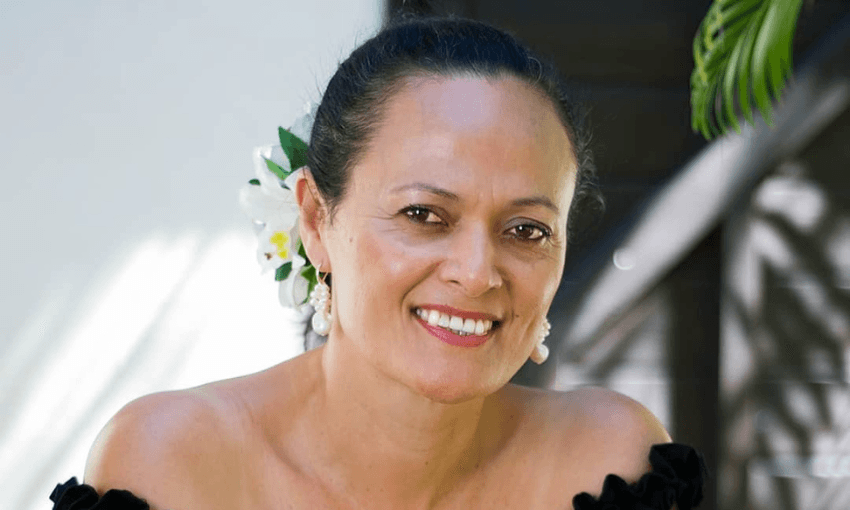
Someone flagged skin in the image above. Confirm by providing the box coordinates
[314,73,575,405]
[84,75,672,510]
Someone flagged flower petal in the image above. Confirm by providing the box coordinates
[253,145,291,199]
[257,219,299,271]
[239,183,282,223]
[289,102,318,144]
[240,175,298,221]
[291,272,310,307]
[278,253,308,307]
[256,242,283,273]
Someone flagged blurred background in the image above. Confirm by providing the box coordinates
[2,0,849,509]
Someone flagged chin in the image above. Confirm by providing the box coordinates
[409,367,505,405]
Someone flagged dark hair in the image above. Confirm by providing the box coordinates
[307,14,604,248]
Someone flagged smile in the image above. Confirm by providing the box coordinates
[414,307,495,335]
[412,307,499,348]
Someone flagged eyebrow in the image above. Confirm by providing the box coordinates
[390,182,561,215]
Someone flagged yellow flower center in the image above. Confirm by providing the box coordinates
[269,231,290,260]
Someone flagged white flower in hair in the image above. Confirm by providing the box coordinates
[240,145,301,272]
[239,102,319,308]
[289,101,317,142]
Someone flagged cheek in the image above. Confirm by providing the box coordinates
[547,252,567,300]
[362,234,408,277]
[342,223,440,313]
[512,249,564,298]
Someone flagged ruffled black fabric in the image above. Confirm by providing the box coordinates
[50,478,149,510]
[572,443,708,510]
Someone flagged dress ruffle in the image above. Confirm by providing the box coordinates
[50,477,149,510]
[572,443,708,510]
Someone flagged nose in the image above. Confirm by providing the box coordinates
[439,223,503,297]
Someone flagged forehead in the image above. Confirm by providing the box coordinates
[352,74,577,204]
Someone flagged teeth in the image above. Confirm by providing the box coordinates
[474,320,485,335]
[414,308,496,336]
[427,309,440,326]
[462,318,476,334]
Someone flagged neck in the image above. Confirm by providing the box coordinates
[305,338,493,508]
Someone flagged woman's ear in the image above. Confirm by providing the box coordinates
[295,168,330,272]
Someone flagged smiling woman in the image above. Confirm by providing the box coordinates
[303,74,576,405]
[50,12,707,510]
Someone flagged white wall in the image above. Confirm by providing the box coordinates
[0,1,382,508]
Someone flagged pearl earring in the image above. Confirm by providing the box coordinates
[309,267,331,336]
[529,318,551,364]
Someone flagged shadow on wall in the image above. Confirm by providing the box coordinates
[721,108,850,510]
[0,230,304,510]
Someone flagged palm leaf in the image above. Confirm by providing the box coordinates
[691,0,804,139]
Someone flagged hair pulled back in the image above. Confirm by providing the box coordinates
[307,13,604,246]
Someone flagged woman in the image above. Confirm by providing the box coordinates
[51,14,706,510]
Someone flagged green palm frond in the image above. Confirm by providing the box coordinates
[691,0,804,139]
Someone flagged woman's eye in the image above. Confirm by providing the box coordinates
[403,206,442,225]
[509,224,550,242]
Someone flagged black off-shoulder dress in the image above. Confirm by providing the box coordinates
[51,443,707,510]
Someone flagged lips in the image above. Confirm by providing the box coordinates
[412,305,500,347]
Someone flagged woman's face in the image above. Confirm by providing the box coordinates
[319,74,577,403]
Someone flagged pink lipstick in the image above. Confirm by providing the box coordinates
[414,313,492,348]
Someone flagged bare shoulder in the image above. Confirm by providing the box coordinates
[84,385,248,509]
[566,386,671,447]
[556,386,671,491]
[500,384,671,503]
